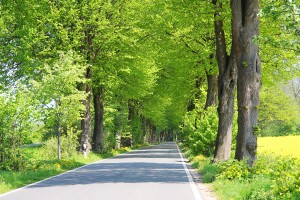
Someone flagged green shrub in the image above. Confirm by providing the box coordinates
[213,176,274,200]
[0,153,27,171]
[217,159,251,181]
[41,136,78,159]
[200,163,221,183]
[191,155,208,168]
[271,171,300,199]
[212,155,300,199]
[181,106,219,157]
[184,148,194,161]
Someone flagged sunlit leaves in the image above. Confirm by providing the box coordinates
[260,0,300,85]
[259,85,300,132]
[30,51,86,131]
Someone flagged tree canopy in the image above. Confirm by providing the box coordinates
[0,0,299,169]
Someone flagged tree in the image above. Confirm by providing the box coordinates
[212,0,237,162]
[31,51,86,159]
[231,0,261,166]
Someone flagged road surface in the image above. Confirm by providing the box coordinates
[0,142,203,200]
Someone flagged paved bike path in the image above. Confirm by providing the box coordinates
[0,142,203,200]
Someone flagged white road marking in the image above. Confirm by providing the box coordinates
[176,144,203,200]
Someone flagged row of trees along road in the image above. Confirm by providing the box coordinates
[0,0,299,169]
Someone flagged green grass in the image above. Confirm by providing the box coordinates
[0,146,133,194]
[212,176,273,200]
[182,136,300,200]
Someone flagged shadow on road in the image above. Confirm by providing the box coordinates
[28,142,189,188]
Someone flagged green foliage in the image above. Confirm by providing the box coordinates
[0,0,299,187]
[102,130,116,152]
[185,139,300,200]
[213,176,274,200]
[216,159,251,181]
[41,135,78,159]
[231,156,300,199]
[130,113,144,145]
[200,164,220,183]
[259,85,300,136]
[181,105,218,156]
[30,51,86,141]
[0,83,40,170]
[260,0,300,85]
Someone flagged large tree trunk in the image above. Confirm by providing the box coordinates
[231,0,261,166]
[205,72,218,109]
[92,86,104,152]
[80,67,92,155]
[213,0,237,162]
[214,52,237,162]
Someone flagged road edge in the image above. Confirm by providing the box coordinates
[176,144,204,200]
[176,144,218,200]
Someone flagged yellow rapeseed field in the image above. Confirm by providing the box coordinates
[258,135,300,158]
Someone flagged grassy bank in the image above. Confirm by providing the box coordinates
[182,135,300,200]
[0,146,132,194]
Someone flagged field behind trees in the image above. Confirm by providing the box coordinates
[258,136,300,159]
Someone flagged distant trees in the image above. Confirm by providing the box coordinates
[260,84,300,136]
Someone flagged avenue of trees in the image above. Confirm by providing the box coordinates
[0,0,299,169]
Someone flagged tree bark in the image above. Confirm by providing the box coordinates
[92,86,104,152]
[188,76,204,111]
[141,116,147,144]
[152,125,156,143]
[80,67,92,155]
[0,131,4,162]
[57,123,61,160]
[128,99,135,121]
[205,72,218,109]
[231,0,261,166]
[214,52,237,162]
[128,99,140,144]
[213,0,237,162]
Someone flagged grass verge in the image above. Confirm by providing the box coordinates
[0,146,133,194]
[179,143,300,200]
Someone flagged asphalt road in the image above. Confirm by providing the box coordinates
[0,142,203,200]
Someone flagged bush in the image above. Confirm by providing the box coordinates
[0,153,27,171]
[217,159,251,181]
[214,155,300,199]
[181,106,218,156]
[200,163,221,183]
[272,171,300,199]
[213,176,274,200]
[191,155,208,168]
[41,136,78,159]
